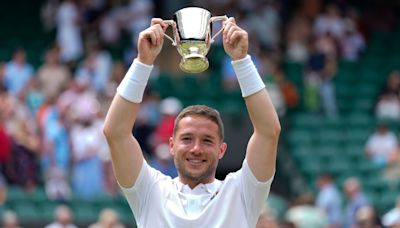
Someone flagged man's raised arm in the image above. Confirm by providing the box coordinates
[223,18,281,182]
[103,19,168,188]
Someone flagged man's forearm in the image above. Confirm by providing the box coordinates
[232,55,280,181]
[104,59,153,138]
[231,55,280,134]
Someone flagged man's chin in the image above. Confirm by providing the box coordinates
[181,169,210,182]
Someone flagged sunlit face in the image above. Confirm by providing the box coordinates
[169,115,227,187]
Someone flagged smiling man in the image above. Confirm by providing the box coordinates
[103,17,281,228]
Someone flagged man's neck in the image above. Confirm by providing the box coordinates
[179,177,215,190]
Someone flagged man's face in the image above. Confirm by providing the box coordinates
[170,115,227,187]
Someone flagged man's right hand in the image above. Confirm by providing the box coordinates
[137,18,169,65]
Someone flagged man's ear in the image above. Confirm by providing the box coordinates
[218,142,227,159]
[169,137,175,156]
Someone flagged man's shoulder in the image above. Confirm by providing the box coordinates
[220,167,245,185]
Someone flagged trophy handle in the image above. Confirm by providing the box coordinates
[209,15,228,43]
[162,20,177,46]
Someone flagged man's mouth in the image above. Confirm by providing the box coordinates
[186,158,206,164]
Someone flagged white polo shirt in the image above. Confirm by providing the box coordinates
[121,160,273,228]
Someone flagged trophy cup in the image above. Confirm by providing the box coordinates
[162,7,227,73]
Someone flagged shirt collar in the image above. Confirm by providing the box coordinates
[173,178,221,194]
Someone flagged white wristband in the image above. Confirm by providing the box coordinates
[231,55,265,97]
[117,59,153,103]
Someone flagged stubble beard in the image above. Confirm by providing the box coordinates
[175,157,218,183]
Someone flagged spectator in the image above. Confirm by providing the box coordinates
[316,173,343,228]
[44,205,77,228]
[70,114,105,199]
[375,93,400,121]
[45,167,71,202]
[380,71,400,99]
[247,1,281,49]
[125,0,154,43]
[24,77,45,117]
[56,0,83,64]
[365,122,399,167]
[98,10,121,45]
[88,208,125,228]
[344,177,370,228]
[314,4,346,41]
[79,42,113,95]
[3,48,34,99]
[319,58,338,117]
[40,0,60,31]
[285,194,328,228]
[315,31,339,59]
[356,206,383,228]
[38,96,71,176]
[2,210,21,228]
[285,16,311,64]
[382,196,400,227]
[8,118,40,192]
[340,19,365,61]
[37,47,71,101]
[376,71,400,121]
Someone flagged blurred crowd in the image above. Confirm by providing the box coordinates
[1,0,400,227]
[256,174,400,228]
[1,205,125,228]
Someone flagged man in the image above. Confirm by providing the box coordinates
[344,177,370,228]
[44,205,77,228]
[316,173,343,228]
[103,17,281,227]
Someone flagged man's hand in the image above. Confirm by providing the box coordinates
[137,18,169,65]
[222,17,248,61]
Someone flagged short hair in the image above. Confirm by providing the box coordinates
[173,105,224,141]
[344,177,361,190]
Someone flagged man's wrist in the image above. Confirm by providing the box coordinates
[137,55,155,66]
[117,58,153,103]
[231,54,251,65]
[231,53,248,61]
[135,58,154,68]
[231,55,265,97]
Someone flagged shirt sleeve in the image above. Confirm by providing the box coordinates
[119,160,164,218]
[239,159,274,223]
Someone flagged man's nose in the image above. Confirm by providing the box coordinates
[190,140,203,154]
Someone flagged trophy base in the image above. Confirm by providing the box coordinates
[180,57,209,73]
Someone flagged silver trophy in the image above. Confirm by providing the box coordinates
[163,7,227,73]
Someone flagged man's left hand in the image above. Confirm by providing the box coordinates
[222,17,248,61]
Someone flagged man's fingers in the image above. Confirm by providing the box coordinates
[148,31,157,46]
[223,17,242,44]
[157,27,165,45]
[141,30,156,46]
[224,25,244,44]
[223,17,236,26]
[151,18,169,32]
[151,18,163,26]
[141,24,165,46]
[229,30,247,45]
